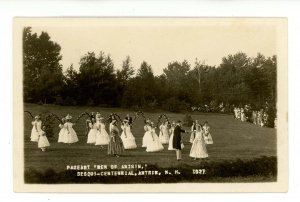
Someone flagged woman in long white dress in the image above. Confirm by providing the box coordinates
[30,115,42,142]
[146,122,164,152]
[159,121,170,144]
[190,124,208,160]
[189,121,197,143]
[58,118,66,143]
[87,118,97,144]
[95,117,110,146]
[203,121,213,144]
[38,126,50,152]
[142,120,152,147]
[168,121,176,150]
[63,114,79,144]
[120,120,137,149]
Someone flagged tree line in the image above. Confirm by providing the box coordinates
[23,27,277,113]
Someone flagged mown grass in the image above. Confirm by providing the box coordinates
[23,103,277,183]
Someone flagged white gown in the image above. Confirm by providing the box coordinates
[95,122,110,145]
[31,120,42,142]
[38,130,50,148]
[142,125,152,147]
[146,128,164,152]
[190,130,208,159]
[63,122,79,144]
[121,125,137,149]
[168,127,175,150]
[158,125,170,144]
[58,123,66,143]
[87,122,97,144]
[203,125,213,144]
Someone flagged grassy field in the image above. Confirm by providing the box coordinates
[23,103,277,183]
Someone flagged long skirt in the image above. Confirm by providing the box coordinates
[38,136,50,148]
[190,137,208,159]
[204,133,213,144]
[142,131,152,147]
[159,131,170,144]
[189,131,196,143]
[121,131,137,149]
[95,129,110,145]
[146,133,164,152]
[87,129,97,144]
[58,129,66,143]
[108,135,124,155]
[64,128,79,144]
[30,129,40,142]
[168,133,175,150]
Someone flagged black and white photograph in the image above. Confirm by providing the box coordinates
[13,18,288,192]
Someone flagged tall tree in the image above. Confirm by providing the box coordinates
[23,27,64,103]
[76,51,118,106]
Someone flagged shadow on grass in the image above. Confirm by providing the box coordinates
[24,156,277,184]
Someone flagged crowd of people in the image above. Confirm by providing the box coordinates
[233,104,277,128]
[29,113,214,160]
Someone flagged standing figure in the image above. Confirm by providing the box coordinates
[64,114,79,144]
[38,126,50,152]
[95,117,110,146]
[234,107,238,119]
[30,115,42,142]
[237,108,241,120]
[142,119,152,147]
[257,110,263,127]
[189,120,197,143]
[125,114,133,126]
[120,119,137,149]
[58,118,66,143]
[168,121,176,150]
[189,124,208,160]
[241,108,246,122]
[108,119,124,157]
[146,122,164,152]
[172,120,188,161]
[252,110,257,125]
[87,118,97,144]
[203,121,213,144]
[159,121,170,144]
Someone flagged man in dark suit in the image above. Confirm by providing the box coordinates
[173,120,189,160]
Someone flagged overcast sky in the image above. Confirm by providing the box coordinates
[31,18,277,75]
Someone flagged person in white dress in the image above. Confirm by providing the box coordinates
[38,126,50,152]
[168,121,176,150]
[146,122,164,152]
[189,120,198,143]
[203,121,213,144]
[142,119,152,147]
[159,121,170,144]
[58,118,66,143]
[87,118,97,144]
[241,108,246,122]
[30,115,42,142]
[190,124,208,160]
[120,119,137,149]
[95,117,110,146]
[63,114,79,145]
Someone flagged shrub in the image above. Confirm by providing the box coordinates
[182,114,194,127]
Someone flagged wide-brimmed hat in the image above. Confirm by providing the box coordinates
[65,114,72,120]
[35,115,40,119]
[111,119,117,124]
[123,119,128,122]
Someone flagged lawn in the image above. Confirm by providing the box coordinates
[23,103,277,183]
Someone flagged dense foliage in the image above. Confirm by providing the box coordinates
[23,28,277,114]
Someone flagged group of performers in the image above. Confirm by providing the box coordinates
[234,106,270,127]
[29,112,213,160]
